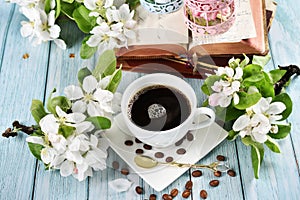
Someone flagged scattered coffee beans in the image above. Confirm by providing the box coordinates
[175,138,184,146]
[112,161,119,170]
[162,193,173,200]
[182,189,191,198]
[124,140,133,146]
[186,132,194,141]
[143,144,152,150]
[149,194,157,200]
[200,190,208,199]
[135,138,142,143]
[135,186,143,194]
[135,149,144,154]
[176,148,186,155]
[209,180,220,187]
[154,152,164,158]
[227,169,236,177]
[165,157,174,162]
[216,155,226,161]
[192,170,202,177]
[214,170,222,177]
[185,180,193,190]
[120,168,129,175]
[170,188,178,197]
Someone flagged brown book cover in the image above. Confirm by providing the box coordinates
[117,0,270,78]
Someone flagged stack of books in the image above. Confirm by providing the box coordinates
[117,0,276,78]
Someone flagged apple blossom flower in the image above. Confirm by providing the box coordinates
[232,97,286,143]
[64,75,118,117]
[39,106,90,135]
[19,7,66,49]
[208,67,243,107]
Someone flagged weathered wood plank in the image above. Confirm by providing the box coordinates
[0,4,50,200]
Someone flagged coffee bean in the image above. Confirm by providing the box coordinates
[175,138,184,146]
[170,188,178,197]
[154,152,164,158]
[186,132,194,141]
[149,194,157,200]
[124,140,133,146]
[200,190,208,199]
[165,157,174,162]
[209,180,219,187]
[162,193,173,200]
[214,170,222,177]
[192,170,202,177]
[182,189,191,198]
[135,149,144,154]
[143,144,152,150]
[135,138,142,143]
[135,186,143,194]
[216,155,226,161]
[120,168,129,175]
[185,180,193,190]
[176,148,186,155]
[112,161,119,170]
[227,169,236,177]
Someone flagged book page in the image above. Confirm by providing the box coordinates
[128,6,189,46]
[190,0,256,47]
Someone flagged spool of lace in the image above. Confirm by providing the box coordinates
[140,0,183,14]
[184,0,236,35]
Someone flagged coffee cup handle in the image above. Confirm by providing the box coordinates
[189,107,215,130]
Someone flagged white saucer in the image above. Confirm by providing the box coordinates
[103,113,228,191]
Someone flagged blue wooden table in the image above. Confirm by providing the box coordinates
[1,0,300,199]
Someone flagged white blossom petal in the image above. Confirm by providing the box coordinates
[64,85,84,100]
[54,39,67,50]
[41,147,56,164]
[72,100,87,113]
[40,114,59,134]
[94,89,114,102]
[252,132,268,143]
[60,160,74,177]
[268,102,286,115]
[234,67,243,79]
[232,115,250,131]
[83,75,98,93]
[26,136,45,146]
[109,178,132,192]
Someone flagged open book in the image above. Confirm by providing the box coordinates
[117,0,269,78]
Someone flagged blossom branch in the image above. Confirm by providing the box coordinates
[274,65,300,95]
[2,121,34,138]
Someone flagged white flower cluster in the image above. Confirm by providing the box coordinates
[232,97,286,143]
[11,0,67,49]
[208,66,243,107]
[26,75,121,181]
[84,0,136,53]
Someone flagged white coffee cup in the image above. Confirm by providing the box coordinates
[121,73,215,148]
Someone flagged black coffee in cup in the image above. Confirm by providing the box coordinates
[128,85,191,131]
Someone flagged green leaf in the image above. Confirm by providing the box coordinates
[78,67,92,85]
[80,36,98,59]
[269,124,291,139]
[273,93,293,120]
[27,133,44,161]
[215,104,245,122]
[58,125,75,138]
[243,73,264,83]
[242,136,264,179]
[30,100,48,124]
[44,0,52,13]
[252,54,271,67]
[55,0,61,18]
[86,116,111,130]
[242,64,263,79]
[63,0,74,3]
[239,54,250,68]
[201,75,221,95]
[46,89,71,114]
[265,137,281,153]
[93,50,117,79]
[268,69,286,84]
[73,5,96,33]
[60,1,80,19]
[227,130,239,141]
[126,0,140,10]
[106,68,122,93]
[234,91,261,110]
